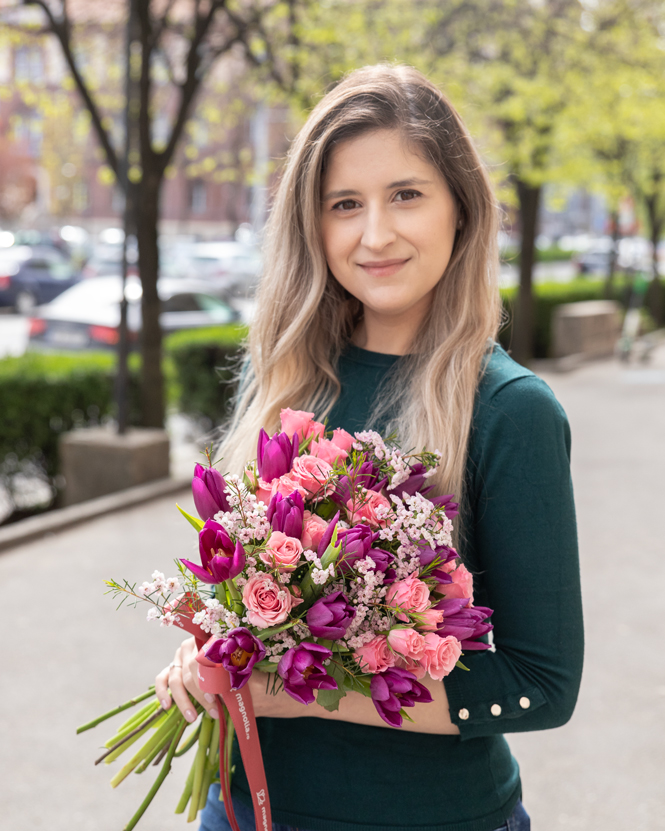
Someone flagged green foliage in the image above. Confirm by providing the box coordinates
[0,352,140,521]
[165,324,247,427]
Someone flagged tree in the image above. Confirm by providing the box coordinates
[3,0,309,427]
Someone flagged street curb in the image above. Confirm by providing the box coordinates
[0,477,191,554]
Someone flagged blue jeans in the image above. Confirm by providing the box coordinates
[199,784,531,831]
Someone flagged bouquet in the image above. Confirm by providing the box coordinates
[78,408,493,830]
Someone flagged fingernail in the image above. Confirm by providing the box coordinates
[160,699,170,710]
[185,709,196,723]
[204,693,214,703]
[209,707,219,719]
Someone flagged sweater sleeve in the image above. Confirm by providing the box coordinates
[443,375,584,740]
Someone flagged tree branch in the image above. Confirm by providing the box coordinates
[23,0,120,177]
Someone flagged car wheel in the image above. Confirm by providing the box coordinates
[15,291,36,315]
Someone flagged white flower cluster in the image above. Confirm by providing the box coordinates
[191,598,240,637]
[137,571,181,598]
[146,607,180,627]
[215,476,270,544]
[312,564,335,584]
[353,430,389,459]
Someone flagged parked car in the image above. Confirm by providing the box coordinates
[0,245,80,313]
[27,276,239,351]
[184,241,262,296]
[572,248,613,276]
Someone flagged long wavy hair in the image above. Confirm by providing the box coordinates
[218,64,502,508]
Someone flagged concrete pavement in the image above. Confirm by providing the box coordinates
[1,347,664,830]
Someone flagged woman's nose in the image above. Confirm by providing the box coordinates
[360,206,397,252]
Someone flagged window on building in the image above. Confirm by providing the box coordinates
[190,180,207,215]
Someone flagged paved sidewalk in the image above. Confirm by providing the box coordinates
[1,348,664,831]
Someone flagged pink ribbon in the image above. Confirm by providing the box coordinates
[170,595,272,831]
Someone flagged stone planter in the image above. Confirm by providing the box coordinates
[59,426,170,507]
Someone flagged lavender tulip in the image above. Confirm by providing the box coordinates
[267,491,304,539]
[435,599,493,650]
[205,628,266,689]
[337,525,394,574]
[277,643,337,705]
[370,667,433,728]
[307,591,356,639]
[257,428,299,483]
[181,519,246,584]
[192,464,231,520]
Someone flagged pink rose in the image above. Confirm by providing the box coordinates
[346,490,391,528]
[291,454,334,498]
[332,428,355,452]
[242,573,302,629]
[270,473,307,500]
[354,635,396,674]
[301,511,329,550]
[260,531,303,572]
[280,408,325,442]
[387,628,427,660]
[386,573,431,621]
[420,633,462,681]
[310,437,349,466]
[417,608,445,631]
[437,563,474,603]
[395,655,426,679]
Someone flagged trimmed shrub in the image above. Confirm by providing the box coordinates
[164,323,247,427]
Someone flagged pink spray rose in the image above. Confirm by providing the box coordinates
[417,608,445,631]
[270,473,307,501]
[310,437,349,466]
[420,633,462,681]
[242,573,302,628]
[354,635,396,674]
[280,408,325,443]
[260,531,303,571]
[386,573,431,621]
[331,428,355,452]
[387,628,427,660]
[437,563,474,603]
[301,511,329,550]
[395,655,427,680]
[346,490,391,528]
[291,454,334,498]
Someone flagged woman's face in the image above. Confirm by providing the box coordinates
[320,128,458,332]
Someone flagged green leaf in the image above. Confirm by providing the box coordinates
[177,504,204,532]
[254,660,279,673]
[316,687,346,712]
[455,659,470,672]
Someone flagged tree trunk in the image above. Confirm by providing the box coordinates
[512,179,541,365]
[644,190,664,327]
[136,172,164,428]
[604,209,620,300]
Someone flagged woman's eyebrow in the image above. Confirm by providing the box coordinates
[322,178,433,201]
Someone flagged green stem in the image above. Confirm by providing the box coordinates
[76,687,156,734]
[109,699,160,744]
[122,718,187,831]
[96,706,165,765]
[225,579,243,616]
[199,716,220,810]
[110,707,181,787]
[223,706,235,800]
[174,720,202,757]
[104,709,170,765]
[134,720,179,773]
[188,714,214,822]
[175,756,196,814]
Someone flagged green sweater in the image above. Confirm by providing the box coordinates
[231,343,584,831]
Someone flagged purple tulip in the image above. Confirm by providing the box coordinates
[431,493,459,518]
[435,598,493,650]
[334,459,388,504]
[393,463,432,498]
[307,591,356,639]
[181,519,246,584]
[205,628,266,689]
[418,542,457,568]
[316,511,340,559]
[192,464,231,520]
[370,667,433,728]
[277,643,337,705]
[257,428,299,483]
[337,524,394,574]
[267,491,304,539]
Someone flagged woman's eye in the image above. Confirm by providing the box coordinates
[332,199,360,212]
[394,189,421,202]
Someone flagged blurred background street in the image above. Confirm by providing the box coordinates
[1,0,664,829]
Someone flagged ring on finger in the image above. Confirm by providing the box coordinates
[169,662,183,670]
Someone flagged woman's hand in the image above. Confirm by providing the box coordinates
[154,637,221,723]
[246,669,305,719]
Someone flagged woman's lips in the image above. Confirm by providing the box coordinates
[358,258,410,277]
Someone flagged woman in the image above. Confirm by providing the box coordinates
[156,65,584,831]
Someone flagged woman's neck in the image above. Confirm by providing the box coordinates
[352,301,427,355]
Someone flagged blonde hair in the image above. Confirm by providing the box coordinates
[219,64,501,505]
